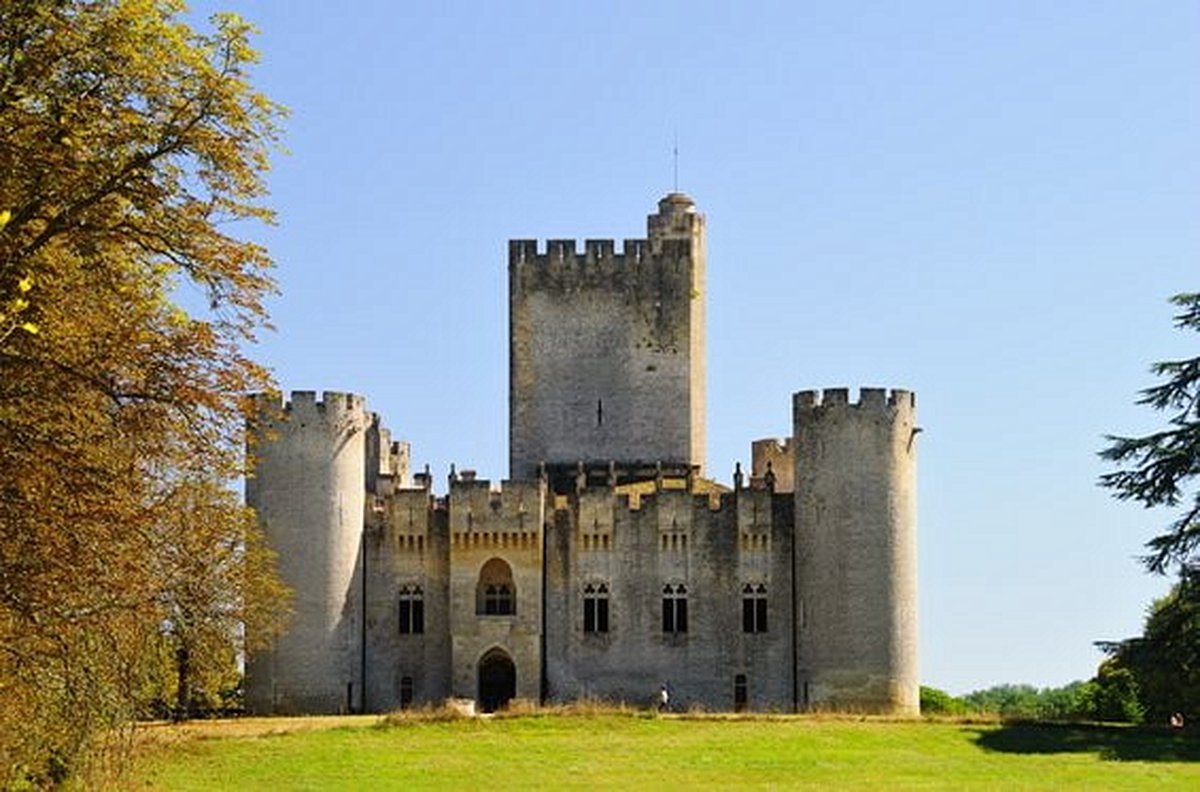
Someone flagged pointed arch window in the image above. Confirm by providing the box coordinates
[477,558,516,616]
[583,583,609,633]
[399,585,424,634]
[662,583,688,634]
[742,583,767,634]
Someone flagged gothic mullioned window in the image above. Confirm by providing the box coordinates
[483,584,514,615]
[477,558,516,616]
[399,585,424,634]
[742,583,767,634]
[662,583,688,634]
[583,583,609,633]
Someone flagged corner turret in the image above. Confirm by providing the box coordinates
[792,387,919,715]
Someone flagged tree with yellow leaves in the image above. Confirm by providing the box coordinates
[0,1,289,784]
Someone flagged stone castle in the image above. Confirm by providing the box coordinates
[245,194,919,715]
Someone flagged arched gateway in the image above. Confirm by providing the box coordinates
[477,648,516,713]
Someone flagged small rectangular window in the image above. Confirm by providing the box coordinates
[400,676,414,709]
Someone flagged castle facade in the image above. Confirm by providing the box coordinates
[245,195,919,715]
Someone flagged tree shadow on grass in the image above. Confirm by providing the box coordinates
[970,722,1200,762]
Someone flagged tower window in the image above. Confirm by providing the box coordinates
[597,398,603,427]
[742,583,767,634]
[583,583,610,633]
[399,585,424,634]
[662,583,688,634]
[734,674,748,712]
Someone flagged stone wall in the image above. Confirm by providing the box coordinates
[751,437,794,493]
[363,487,451,710]
[544,487,794,711]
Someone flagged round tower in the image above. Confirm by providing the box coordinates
[792,387,918,714]
[245,391,370,714]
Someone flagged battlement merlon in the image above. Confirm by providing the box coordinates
[792,387,917,422]
[508,238,657,266]
[249,390,373,425]
[508,239,699,296]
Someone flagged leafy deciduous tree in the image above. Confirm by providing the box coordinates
[0,0,287,784]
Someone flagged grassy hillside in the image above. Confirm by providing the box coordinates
[131,712,1200,790]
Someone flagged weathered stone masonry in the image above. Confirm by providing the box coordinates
[245,195,919,715]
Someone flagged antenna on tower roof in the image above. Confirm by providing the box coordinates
[672,130,679,193]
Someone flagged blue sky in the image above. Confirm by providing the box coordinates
[188,1,1198,694]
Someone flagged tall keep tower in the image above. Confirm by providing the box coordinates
[792,388,919,714]
[508,193,706,481]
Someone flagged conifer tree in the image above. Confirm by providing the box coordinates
[1100,292,1200,574]
[1099,292,1200,723]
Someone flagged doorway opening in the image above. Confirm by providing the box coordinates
[478,648,516,713]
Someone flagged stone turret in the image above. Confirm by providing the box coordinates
[792,388,919,714]
[245,391,372,714]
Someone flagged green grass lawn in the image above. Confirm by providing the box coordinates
[131,713,1200,790]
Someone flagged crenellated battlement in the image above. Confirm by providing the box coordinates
[447,477,545,536]
[509,236,698,290]
[793,387,916,419]
[551,486,768,517]
[509,238,654,262]
[253,389,370,424]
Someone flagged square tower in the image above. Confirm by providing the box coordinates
[508,194,706,482]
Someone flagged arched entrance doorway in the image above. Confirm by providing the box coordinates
[478,648,516,713]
